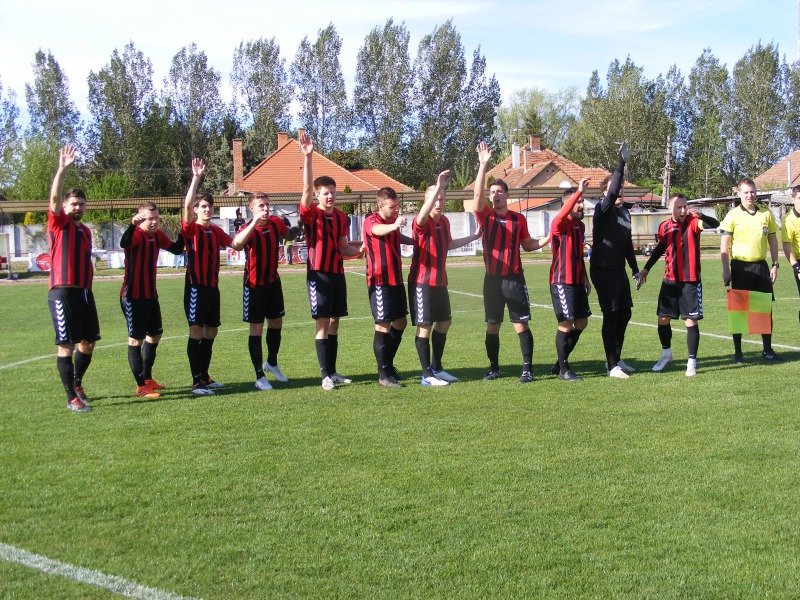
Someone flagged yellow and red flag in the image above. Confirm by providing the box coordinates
[727,289,772,334]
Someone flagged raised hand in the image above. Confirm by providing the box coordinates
[476,141,492,165]
[437,169,452,189]
[191,158,206,178]
[619,141,630,163]
[132,212,147,226]
[396,216,407,229]
[578,177,590,193]
[59,145,76,169]
[299,130,314,156]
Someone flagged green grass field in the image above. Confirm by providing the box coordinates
[1,257,800,598]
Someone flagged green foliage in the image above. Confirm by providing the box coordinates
[495,86,580,155]
[23,211,46,225]
[328,149,366,170]
[0,76,21,195]
[24,49,81,144]
[338,200,354,215]
[11,135,63,200]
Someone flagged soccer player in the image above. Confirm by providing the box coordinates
[589,142,640,379]
[473,141,550,383]
[720,178,781,362]
[781,184,800,324]
[182,158,235,395]
[363,187,411,388]
[47,145,98,413]
[119,201,185,398]
[637,194,719,376]
[298,131,362,390]
[549,178,592,382]
[409,169,481,386]
[228,193,289,391]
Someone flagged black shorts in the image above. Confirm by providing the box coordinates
[550,283,592,322]
[121,296,164,339]
[730,259,773,296]
[483,273,531,324]
[243,280,286,323]
[184,285,221,327]
[48,287,101,345]
[409,284,452,326]
[590,267,633,313]
[307,271,348,319]
[794,267,800,296]
[657,280,703,320]
[369,284,408,323]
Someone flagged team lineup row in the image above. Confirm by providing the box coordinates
[45,137,800,412]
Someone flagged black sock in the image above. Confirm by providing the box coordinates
[315,339,329,378]
[431,330,447,372]
[142,340,158,380]
[686,325,699,359]
[555,329,569,370]
[566,328,582,356]
[266,327,281,366]
[733,333,743,355]
[187,338,202,384]
[249,335,264,378]
[74,350,92,388]
[762,333,772,353]
[485,333,500,371]
[388,326,404,365]
[602,311,619,367]
[327,334,338,375]
[200,337,215,380]
[374,331,390,377]
[415,336,432,377]
[518,329,533,372]
[128,344,145,386]
[658,324,672,350]
[57,355,75,401]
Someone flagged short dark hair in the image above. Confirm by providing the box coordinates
[792,185,800,197]
[251,192,269,202]
[601,175,612,192]
[314,176,336,190]
[64,188,86,201]
[194,192,214,207]
[376,187,398,205]
[489,179,508,193]
[669,193,687,204]
[737,178,756,190]
[561,188,577,201]
[138,200,158,212]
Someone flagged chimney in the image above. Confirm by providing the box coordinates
[296,128,305,153]
[523,145,530,172]
[529,134,541,152]
[232,138,243,194]
[277,131,288,147]
[511,142,520,169]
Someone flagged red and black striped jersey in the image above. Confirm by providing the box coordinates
[299,203,347,274]
[47,209,93,290]
[120,228,175,299]
[409,215,451,287]
[363,212,404,287]
[475,207,530,277]
[657,216,703,283]
[181,220,233,287]
[241,217,289,287]
[550,194,587,285]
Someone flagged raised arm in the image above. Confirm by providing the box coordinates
[300,131,314,209]
[417,169,451,227]
[598,142,628,213]
[183,158,205,225]
[472,142,492,213]
[50,145,76,214]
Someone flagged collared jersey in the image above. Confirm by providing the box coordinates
[299,203,347,274]
[47,209,93,290]
[181,220,233,287]
[121,228,175,299]
[475,207,531,277]
[719,204,777,262]
[409,215,452,287]
[240,217,289,287]
[655,216,704,283]
[781,207,800,258]
[363,212,404,287]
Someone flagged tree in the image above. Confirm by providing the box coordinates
[24,50,81,144]
[0,76,20,194]
[231,37,292,168]
[163,44,225,167]
[290,24,350,154]
[352,19,413,180]
[456,49,501,166]
[728,42,787,179]
[495,86,579,154]
[684,48,731,197]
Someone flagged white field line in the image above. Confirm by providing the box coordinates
[0,543,200,600]
[3,277,800,371]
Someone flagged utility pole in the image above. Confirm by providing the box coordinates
[661,135,672,207]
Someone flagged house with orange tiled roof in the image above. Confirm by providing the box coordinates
[754,149,800,190]
[228,132,411,195]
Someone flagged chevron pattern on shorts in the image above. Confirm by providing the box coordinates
[374,286,385,321]
[415,286,424,323]
[243,286,251,321]
[308,281,319,318]
[555,284,569,317]
[122,298,134,337]
[55,300,68,342]
[189,287,198,322]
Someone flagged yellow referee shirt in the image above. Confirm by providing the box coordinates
[781,208,800,257]
[720,205,777,262]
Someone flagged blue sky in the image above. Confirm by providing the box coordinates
[1,0,797,126]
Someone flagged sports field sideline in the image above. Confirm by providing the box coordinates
[1,258,799,598]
